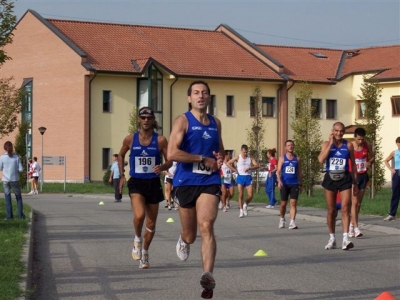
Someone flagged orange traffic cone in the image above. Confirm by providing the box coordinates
[375,291,396,300]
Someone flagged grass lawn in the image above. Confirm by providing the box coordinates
[0,182,392,299]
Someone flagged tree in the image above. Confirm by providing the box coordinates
[356,75,385,197]
[0,0,17,67]
[0,1,23,138]
[290,83,323,196]
[128,106,139,134]
[14,121,30,189]
[246,85,266,193]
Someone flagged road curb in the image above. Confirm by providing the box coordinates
[18,209,34,300]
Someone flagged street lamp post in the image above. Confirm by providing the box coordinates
[38,127,47,192]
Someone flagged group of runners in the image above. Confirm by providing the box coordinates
[114,80,399,299]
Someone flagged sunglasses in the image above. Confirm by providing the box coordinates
[139,116,155,120]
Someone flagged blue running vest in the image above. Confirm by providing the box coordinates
[325,140,350,172]
[129,132,161,179]
[281,154,299,185]
[173,111,221,186]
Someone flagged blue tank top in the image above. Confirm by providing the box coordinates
[173,111,221,186]
[325,139,350,172]
[281,154,299,185]
[129,132,161,179]
[395,149,400,170]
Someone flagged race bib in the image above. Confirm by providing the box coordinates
[285,166,295,174]
[193,162,212,175]
[329,157,346,171]
[135,156,156,173]
[355,158,367,172]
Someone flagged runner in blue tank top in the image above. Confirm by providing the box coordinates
[276,140,302,230]
[118,107,172,270]
[318,122,358,251]
[168,81,224,299]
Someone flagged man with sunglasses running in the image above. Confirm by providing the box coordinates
[118,107,171,269]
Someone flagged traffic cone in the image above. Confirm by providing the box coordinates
[375,291,396,300]
[254,249,268,257]
[166,218,175,223]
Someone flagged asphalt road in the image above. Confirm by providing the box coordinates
[25,194,400,300]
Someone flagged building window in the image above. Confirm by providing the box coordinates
[102,148,111,170]
[311,98,322,119]
[357,100,367,119]
[262,97,275,117]
[138,64,163,133]
[226,95,234,116]
[103,90,111,112]
[208,95,216,115]
[391,96,400,116]
[21,78,33,159]
[326,99,337,119]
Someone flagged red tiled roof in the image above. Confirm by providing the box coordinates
[340,45,400,80]
[255,45,343,83]
[47,19,283,80]
[373,65,400,80]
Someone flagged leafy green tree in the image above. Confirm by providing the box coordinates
[356,75,385,197]
[246,85,266,192]
[0,1,23,137]
[128,106,139,134]
[290,83,323,196]
[14,122,30,189]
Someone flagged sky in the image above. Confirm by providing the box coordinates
[11,0,400,49]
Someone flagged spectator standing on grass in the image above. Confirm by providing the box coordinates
[0,141,26,220]
[30,157,41,195]
[265,148,278,209]
[109,154,122,202]
[383,136,400,221]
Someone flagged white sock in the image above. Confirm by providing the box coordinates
[280,218,285,221]
[142,249,148,254]
[134,236,141,242]
[330,234,335,240]
[343,233,348,241]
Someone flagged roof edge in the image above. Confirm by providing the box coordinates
[27,10,87,58]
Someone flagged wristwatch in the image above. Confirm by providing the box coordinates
[200,155,206,164]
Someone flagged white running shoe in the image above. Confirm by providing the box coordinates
[243,204,248,216]
[168,204,172,210]
[176,236,190,261]
[383,215,395,221]
[266,205,274,209]
[139,253,149,269]
[222,206,227,212]
[239,210,244,218]
[278,219,286,229]
[218,202,223,209]
[349,223,355,237]
[226,202,230,209]
[325,238,337,250]
[355,228,363,238]
[288,220,298,229]
[28,191,34,195]
[132,240,142,261]
[34,190,39,195]
[342,240,354,250]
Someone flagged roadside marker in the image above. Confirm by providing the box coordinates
[254,249,268,257]
[375,291,396,300]
[99,201,104,205]
[166,218,175,223]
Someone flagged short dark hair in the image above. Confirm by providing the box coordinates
[241,144,248,151]
[187,80,210,96]
[396,136,400,143]
[285,140,295,146]
[354,127,366,137]
[113,154,118,158]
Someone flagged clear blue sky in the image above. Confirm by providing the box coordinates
[12,0,400,49]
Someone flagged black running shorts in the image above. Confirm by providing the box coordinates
[280,184,300,201]
[322,172,352,193]
[172,185,221,208]
[127,177,164,204]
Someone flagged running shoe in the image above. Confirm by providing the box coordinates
[288,220,298,229]
[243,203,248,216]
[28,191,34,195]
[132,240,142,261]
[266,205,274,209]
[168,204,172,210]
[354,228,363,238]
[349,223,355,237]
[239,210,244,218]
[222,206,227,212]
[383,215,395,221]
[200,272,216,299]
[139,253,149,269]
[325,238,336,250]
[226,203,230,209]
[218,201,223,209]
[278,219,286,229]
[342,240,354,250]
[176,236,190,261]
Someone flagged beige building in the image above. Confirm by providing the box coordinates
[1,10,399,183]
